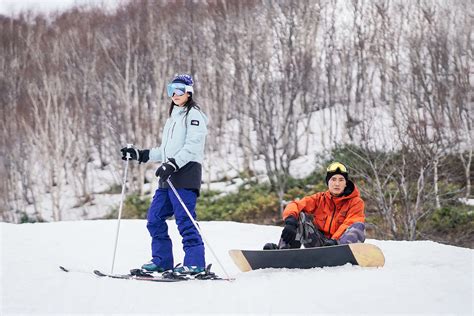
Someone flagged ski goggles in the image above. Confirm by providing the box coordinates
[167,83,194,97]
[326,162,347,173]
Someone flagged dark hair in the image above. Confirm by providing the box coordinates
[168,95,200,118]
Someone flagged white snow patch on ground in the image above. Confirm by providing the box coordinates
[1,220,472,315]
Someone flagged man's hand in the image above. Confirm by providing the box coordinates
[323,238,338,246]
[281,216,298,244]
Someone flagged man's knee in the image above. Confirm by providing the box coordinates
[338,222,366,244]
[297,212,326,248]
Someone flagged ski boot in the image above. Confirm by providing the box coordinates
[141,261,167,273]
[160,264,198,280]
[162,264,222,280]
[172,264,205,275]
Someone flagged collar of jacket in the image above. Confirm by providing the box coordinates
[171,105,187,118]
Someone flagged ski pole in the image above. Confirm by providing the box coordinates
[111,143,133,274]
[166,179,232,280]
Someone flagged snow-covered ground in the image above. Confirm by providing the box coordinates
[1,220,472,315]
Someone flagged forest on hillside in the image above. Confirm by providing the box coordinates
[0,0,472,243]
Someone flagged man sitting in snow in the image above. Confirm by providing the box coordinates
[265,162,366,249]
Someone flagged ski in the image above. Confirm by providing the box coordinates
[59,264,234,282]
[93,269,185,282]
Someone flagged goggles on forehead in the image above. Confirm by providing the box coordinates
[326,162,348,173]
[167,83,194,97]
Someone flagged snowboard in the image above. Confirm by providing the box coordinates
[229,243,385,272]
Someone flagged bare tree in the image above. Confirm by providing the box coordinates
[1,0,471,225]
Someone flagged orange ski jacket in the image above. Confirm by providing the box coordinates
[282,182,365,240]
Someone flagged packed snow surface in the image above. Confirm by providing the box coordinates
[1,220,473,315]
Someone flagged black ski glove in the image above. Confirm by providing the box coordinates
[281,216,298,244]
[323,238,338,246]
[120,147,149,164]
[155,158,179,180]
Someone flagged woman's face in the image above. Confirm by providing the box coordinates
[172,92,190,106]
[328,174,347,196]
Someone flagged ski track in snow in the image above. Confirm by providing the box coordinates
[1,220,473,315]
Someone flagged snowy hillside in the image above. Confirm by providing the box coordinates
[1,220,472,315]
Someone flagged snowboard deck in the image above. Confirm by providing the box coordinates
[229,243,385,272]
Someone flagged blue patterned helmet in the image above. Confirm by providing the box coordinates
[172,74,193,86]
[167,74,194,97]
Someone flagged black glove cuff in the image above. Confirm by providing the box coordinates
[138,149,150,163]
[167,158,179,171]
[284,216,298,227]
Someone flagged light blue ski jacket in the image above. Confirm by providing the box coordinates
[149,105,208,168]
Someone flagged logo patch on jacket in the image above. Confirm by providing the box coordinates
[191,120,200,126]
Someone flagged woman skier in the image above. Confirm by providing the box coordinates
[121,74,208,274]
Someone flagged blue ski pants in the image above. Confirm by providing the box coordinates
[146,188,205,269]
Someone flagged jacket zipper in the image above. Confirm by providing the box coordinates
[328,197,337,235]
[170,122,176,138]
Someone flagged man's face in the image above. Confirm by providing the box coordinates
[328,174,347,196]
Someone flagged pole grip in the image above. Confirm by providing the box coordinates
[125,143,133,160]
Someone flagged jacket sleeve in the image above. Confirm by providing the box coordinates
[282,193,320,220]
[148,118,170,162]
[172,109,208,168]
[332,198,365,240]
[148,146,163,162]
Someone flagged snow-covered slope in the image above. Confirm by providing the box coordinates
[1,220,472,315]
